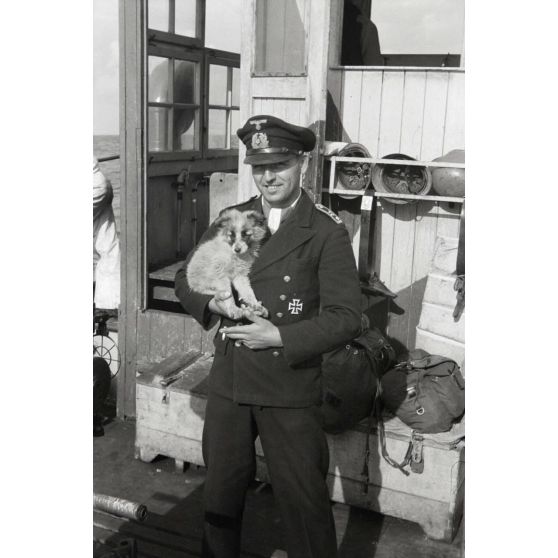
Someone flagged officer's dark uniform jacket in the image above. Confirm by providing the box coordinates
[174,190,362,408]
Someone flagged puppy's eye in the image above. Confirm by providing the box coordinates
[242,230,253,237]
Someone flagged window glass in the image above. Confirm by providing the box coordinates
[148,106,171,151]
[230,110,240,148]
[205,0,241,53]
[148,0,170,32]
[148,57,170,103]
[342,0,464,67]
[174,60,197,104]
[209,65,228,106]
[175,0,197,37]
[372,0,464,56]
[232,67,240,107]
[174,108,197,150]
[208,109,227,148]
[255,0,306,74]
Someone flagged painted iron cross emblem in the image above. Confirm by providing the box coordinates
[288,298,303,315]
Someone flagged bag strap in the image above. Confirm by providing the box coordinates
[359,192,397,298]
[456,201,465,276]
[375,398,412,476]
[396,355,456,371]
[358,192,376,283]
[453,202,465,320]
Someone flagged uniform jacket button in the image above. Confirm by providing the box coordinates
[272,350,280,357]
[279,294,287,301]
[276,312,283,318]
[283,275,291,282]
[235,341,242,347]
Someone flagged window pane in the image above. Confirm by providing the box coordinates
[205,0,241,53]
[209,65,228,106]
[208,109,227,149]
[255,0,306,74]
[174,108,197,150]
[230,110,240,148]
[148,57,170,103]
[342,0,464,67]
[175,0,197,37]
[148,106,171,151]
[174,60,197,104]
[148,0,170,32]
[232,67,240,107]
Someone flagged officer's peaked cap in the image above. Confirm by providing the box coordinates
[237,115,316,165]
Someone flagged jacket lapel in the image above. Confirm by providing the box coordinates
[251,191,316,277]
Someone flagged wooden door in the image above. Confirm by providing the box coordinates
[237,0,331,201]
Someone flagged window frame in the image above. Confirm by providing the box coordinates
[205,53,241,157]
[145,0,240,163]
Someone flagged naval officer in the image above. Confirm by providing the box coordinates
[175,115,362,558]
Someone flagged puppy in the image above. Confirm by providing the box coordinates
[186,209,270,320]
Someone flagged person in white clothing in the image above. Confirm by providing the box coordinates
[93,157,120,310]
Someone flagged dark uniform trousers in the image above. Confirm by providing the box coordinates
[202,391,337,558]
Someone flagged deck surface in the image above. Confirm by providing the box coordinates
[94,417,463,557]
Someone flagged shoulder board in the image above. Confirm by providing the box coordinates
[315,203,343,224]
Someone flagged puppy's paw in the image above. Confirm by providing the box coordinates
[249,302,269,318]
[232,304,253,320]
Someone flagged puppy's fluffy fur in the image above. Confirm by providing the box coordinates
[186,209,270,319]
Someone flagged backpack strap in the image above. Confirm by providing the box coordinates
[397,354,456,370]
[453,201,465,320]
[359,192,397,298]
[455,201,465,276]
[374,392,412,476]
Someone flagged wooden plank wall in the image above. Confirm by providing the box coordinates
[135,311,215,367]
[251,98,305,125]
[328,68,464,353]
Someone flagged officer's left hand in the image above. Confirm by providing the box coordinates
[219,313,283,350]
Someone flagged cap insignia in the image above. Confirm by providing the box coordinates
[249,118,268,131]
[252,132,269,149]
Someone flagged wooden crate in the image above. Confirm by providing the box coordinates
[135,353,464,541]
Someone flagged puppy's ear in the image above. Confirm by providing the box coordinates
[245,210,267,229]
[214,211,232,230]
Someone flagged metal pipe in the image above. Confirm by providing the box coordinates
[175,169,189,257]
[93,493,148,521]
[97,155,120,163]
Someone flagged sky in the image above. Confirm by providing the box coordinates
[372,0,464,54]
[93,0,119,135]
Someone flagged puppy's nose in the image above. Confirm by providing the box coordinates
[234,245,242,253]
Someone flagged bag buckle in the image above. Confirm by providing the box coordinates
[410,432,424,474]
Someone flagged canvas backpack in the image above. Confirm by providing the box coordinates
[380,349,465,434]
[320,318,396,434]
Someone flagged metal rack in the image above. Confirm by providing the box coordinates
[326,156,465,204]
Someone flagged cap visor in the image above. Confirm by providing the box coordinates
[244,152,299,166]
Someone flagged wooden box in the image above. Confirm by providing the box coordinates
[135,353,464,541]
